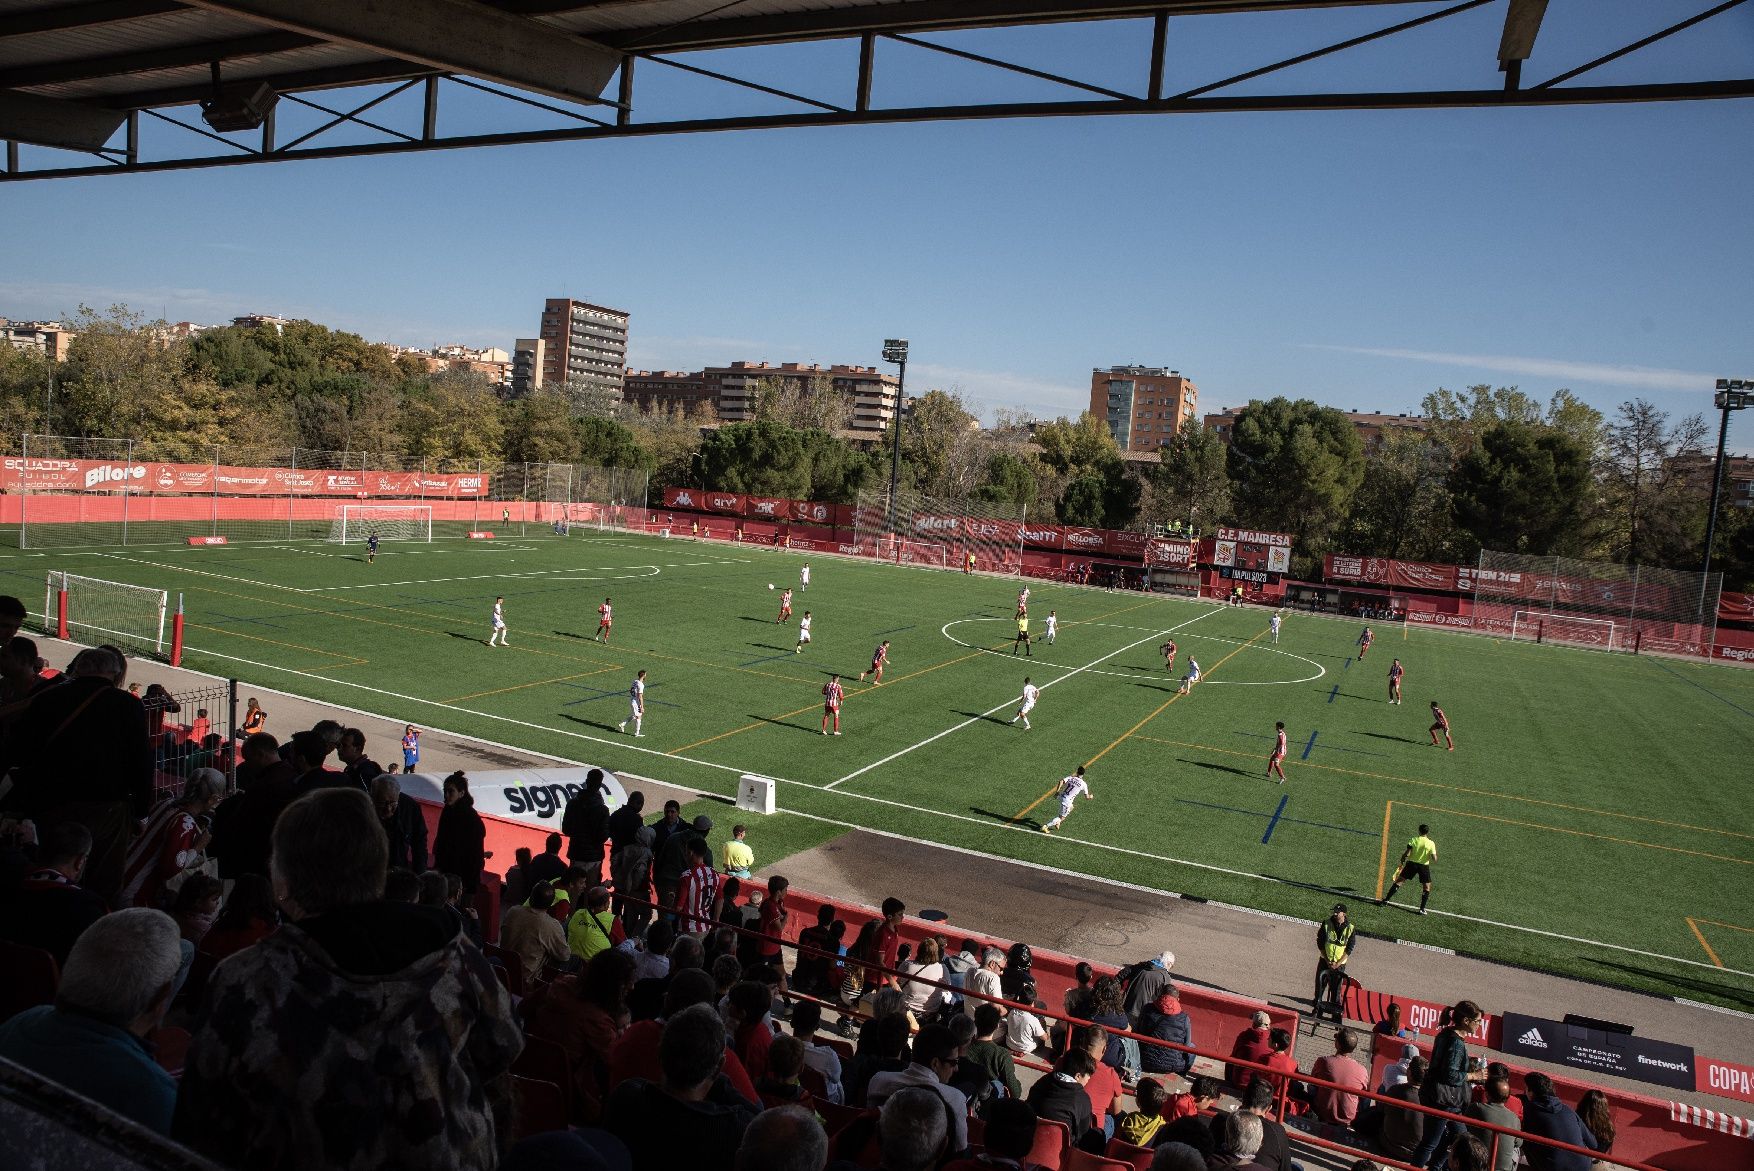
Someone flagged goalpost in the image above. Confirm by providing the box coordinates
[326,504,434,544]
[45,572,180,662]
[1509,610,1618,651]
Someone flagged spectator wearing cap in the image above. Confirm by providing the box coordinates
[1122,949,1178,1026]
[1315,903,1357,1013]
[0,907,181,1134]
[176,787,524,1171]
[4,644,151,904]
[1379,1041,1420,1094]
[867,1022,971,1154]
[119,768,225,909]
[963,944,1006,1017]
[0,819,108,967]
[1227,1009,1275,1093]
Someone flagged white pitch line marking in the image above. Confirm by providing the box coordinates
[941,618,1327,687]
[824,606,1222,791]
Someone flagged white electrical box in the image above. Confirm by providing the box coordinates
[736,773,776,815]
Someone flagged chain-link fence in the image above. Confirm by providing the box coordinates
[147,678,236,804]
[6,434,648,548]
[1474,550,1721,655]
[851,486,1027,572]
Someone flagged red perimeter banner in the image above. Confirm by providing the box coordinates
[1719,591,1754,623]
[1326,555,1461,592]
[1019,523,1063,551]
[1104,529,1149,558]
[744,495,789,520]
[1,457,489,497]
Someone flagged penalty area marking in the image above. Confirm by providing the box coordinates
[940,617,1325,686]
[165,634,1754,989]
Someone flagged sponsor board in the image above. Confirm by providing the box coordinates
[1,457,490,498]
[1341,985,1498,1046]
[1501,1011,1696,1091]
[400,767,627,828]
[1146,539,1195,568]
[466,531,495,539]
[1216,526,1293,548]
[185,536,228,546]
[1699,1057,1754,1105]
[1717,643,1754,663]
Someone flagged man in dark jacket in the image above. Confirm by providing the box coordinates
[336,728,384,789]
[560,769,611,885]
[1139,989,1194,1075]
[1026,1048,1096,1150]
[653,814,711,918]
[210,736,299,881]
[1520,1073,1597,1171]
[371,774,428,872]
[603,1002,757,1170]
[0,820,108,967]
[234,732,295,792]
[1121,949,1177,1026]
[5,645,151,904]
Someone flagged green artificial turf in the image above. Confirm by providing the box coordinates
[7,530,1753,1009]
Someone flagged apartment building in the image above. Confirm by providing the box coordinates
[538,297,628,398]
[1089,366,1200,452]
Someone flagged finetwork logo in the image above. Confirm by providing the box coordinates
[1519,1027,1548,1049]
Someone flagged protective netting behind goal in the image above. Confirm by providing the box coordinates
[1472,550,1721,655]
[851,488,1026,572]
[327,505,433,543]
[549,466,652,534]
[46,571,170,658]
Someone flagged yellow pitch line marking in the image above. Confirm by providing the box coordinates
[1130,735,1754,844]
[437,665,622,705]
[1010,625,1268,825]
[184,621,364,665]
[1687,918,1725,968]
[1376,800,1394,901]
[1397,801,1754,867]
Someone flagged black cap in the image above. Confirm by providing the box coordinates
[1332,903,1348,914]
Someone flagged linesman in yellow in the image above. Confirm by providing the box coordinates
[1380,823,1438,915]
[1314,902,1357,1017]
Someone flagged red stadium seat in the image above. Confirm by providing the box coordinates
[1026,1118,1072,1170]
[509,1075,567,1140]
[1066,1148,1133,1171]
[1103,1137,1157,1171]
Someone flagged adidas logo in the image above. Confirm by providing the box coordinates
[1519,1027,1547,1049]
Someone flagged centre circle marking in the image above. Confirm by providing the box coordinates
[939,617,1326,686]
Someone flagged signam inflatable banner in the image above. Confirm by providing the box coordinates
[399,767,629,827]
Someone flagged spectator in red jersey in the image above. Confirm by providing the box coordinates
[119,768,223,908]
[676,837,722,935]
[874,896,907,989]
[728,979,779,1082]
[200,873,279,962]
[1227,1009,1275,1093]
[1162,1074,1224,1122]
[757,875,790,987]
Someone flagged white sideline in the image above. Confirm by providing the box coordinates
[824,605,1221,790]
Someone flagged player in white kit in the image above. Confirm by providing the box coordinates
[487,596,507,647]
[1044,611,1058,644]
[1177,657,1201,695]
[1042,766,1090,834]
[1010,677,1039,730]
[619,669,647,737]
[800,564,811,591]
[796,612,812,653]
[1270,612,1282,643]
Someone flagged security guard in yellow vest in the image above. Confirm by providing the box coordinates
[1314,903,1357,1017]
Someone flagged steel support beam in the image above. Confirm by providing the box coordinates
[0,90,127,152]
[180,0,621,106]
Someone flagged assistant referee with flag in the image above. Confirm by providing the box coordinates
[1381,824,1438,915]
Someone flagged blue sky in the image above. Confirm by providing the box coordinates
[4,0,1751,449]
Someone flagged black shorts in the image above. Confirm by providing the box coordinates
[1398,862,1432,884]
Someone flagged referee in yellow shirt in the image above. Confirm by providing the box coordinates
[723,824,754,878]
[1381,824,1437,914]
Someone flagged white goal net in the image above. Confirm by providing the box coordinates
[1510,609,1618,652]
[46,572,170,657]
[327,504,434,544]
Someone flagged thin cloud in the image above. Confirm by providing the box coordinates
[910,362,1087,422]
[1310,345,1713,393]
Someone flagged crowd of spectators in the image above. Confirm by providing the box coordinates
[0,617,1644,1171]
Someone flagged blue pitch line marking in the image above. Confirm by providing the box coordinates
[1261,795,1290,845]
[1643,654,1754,722]
[1344,657,1352,670]
[1174,798,1374,838]
[1327,684,1339,704]
[1301,730,1319,760]
[559,682,680,709]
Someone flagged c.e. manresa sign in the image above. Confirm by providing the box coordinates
[1500,1012,1696,1091]
[400,767,628,829]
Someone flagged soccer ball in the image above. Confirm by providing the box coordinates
[768,584,775,590]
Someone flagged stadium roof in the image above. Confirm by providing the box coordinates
[2,0,1750,180]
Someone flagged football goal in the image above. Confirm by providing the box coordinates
[45,572,173,659]
[326,504,433,544]
[1509,610,1619,652]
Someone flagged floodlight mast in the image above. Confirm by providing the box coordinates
[882,339,909,544]
[1701,377,1752,617]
